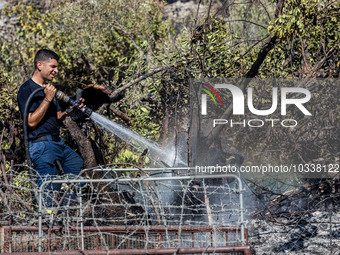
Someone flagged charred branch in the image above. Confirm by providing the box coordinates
[63,117,97,168]
[109,66,172,99]
[109,105,132,126]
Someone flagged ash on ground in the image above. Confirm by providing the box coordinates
[248,211,340,255]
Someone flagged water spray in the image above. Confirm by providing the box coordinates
[55,90,186,167]
[24,88,186,173]
[55,90,187,167]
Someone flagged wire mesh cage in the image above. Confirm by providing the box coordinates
[0,166,251,254]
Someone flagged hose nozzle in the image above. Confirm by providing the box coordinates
[56,90,73,104]
[55,90,93,117]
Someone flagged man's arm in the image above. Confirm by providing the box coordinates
[27,84,56,129]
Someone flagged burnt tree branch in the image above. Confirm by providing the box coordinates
[204,0,285,147]
[205,35,278,147]
[98,66,172,117]
[63,117,97,168]
[109,105,132,126]
[109,66,172,99]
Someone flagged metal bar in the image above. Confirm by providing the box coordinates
[3,226,10,253]
[85,166,195,173]
[40,173,241,186]
[238,176,246,245]
[9,162,14,227]
[159,232,162,248]
[0,225,4,253]
[38,188,42,252]
[243,244,252,255]
[10,225,243,232]
[0,245,252,254]
[20,231,23,252]
[15,225,249,252]
[79,190,84,251]
[5,227,250,254]
[191,232,194,248]
[5,225,249,246]
[175,232,178,248]
[38,173,246,250]
[245,228,249,245]
[31,231,34,252]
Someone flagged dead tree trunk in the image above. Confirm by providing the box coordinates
[63,116,97,168]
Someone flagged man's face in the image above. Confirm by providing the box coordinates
[37,58,58,82]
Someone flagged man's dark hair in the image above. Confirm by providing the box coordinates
[34,49,59,69]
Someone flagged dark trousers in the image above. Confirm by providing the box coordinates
[29,135,83,208]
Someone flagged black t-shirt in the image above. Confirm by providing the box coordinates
[17,79,61,140]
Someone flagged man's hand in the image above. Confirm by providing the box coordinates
[28,84,57,128]
[78,97,86,109]
[64,97,87,117]
[43,84,57,102]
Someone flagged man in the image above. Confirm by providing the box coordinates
[17,49,84,210]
